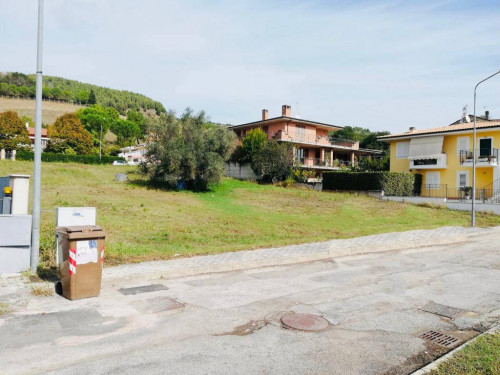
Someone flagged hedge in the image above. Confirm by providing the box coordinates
[323,171,423,196]
[16,150,124,165]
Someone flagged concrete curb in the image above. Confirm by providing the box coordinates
[410,324,500,375]
[101,226,487,286]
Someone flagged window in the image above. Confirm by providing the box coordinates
[426,171,440,189]
[296,125,306,140]
[413,159,438,166]
[479,138,492,158]
[457,137,469,155]
[457,171,469,188]
[396,141,410,158]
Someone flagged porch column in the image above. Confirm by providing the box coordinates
[350,152,355,165]
[330,149,333,165]
[320,148,325,163]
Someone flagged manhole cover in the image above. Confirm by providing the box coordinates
[420,302,469,319]
[280,313,329,332]
[418,330,461,348]
[118,284,168,295]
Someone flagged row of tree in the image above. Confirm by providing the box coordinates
[0,72,166,115]
[0,104,147,155]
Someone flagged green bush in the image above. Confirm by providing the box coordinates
[323,171,423,196]
[16,150,124,165]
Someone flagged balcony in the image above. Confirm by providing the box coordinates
[459,149,499,167]
[409,153,447,169]
[273,130,358,149]
[294,157,356,169]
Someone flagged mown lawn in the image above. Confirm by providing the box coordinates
[1,161,499,268]
[428,332,500,375]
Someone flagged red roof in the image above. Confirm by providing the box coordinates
[27,127,48,137]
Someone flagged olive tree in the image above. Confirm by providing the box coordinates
[141,109,236,191]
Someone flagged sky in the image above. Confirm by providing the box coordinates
[1,0,499,133]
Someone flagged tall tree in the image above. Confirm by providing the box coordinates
[46,113,93,154]
[110,119,141,146]
[88,89,97,104]
[0,111,30,150]
[127,110,146,135]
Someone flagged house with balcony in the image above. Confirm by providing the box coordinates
[229,105,379,176]
[378,112,500,201]
[118,143,146,165]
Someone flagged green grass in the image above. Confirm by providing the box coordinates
[1,160,499,268]
[428,333,500,375]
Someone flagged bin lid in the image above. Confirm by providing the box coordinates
[55,225,106,239]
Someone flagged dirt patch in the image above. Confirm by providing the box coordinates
[215,319,269,336]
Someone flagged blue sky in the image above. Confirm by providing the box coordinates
[1,0,499,132]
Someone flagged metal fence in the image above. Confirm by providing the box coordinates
[422,184,500,204]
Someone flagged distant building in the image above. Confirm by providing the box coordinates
[229,104,380,177]
[27,126,49,150]
[118,143,146,165]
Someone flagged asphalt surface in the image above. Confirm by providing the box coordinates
[1,230,500,375]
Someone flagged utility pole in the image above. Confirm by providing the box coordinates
[31,0,44,272]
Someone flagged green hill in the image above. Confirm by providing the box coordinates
[0,72,166,116]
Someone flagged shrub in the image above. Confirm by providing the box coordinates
[323,171,423,196]
[251,141,294,182]
[0,111,30,151]
[242,128,267,161]
[141,109,236,191]
[16,150,123,164]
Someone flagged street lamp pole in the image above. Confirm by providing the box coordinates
[31,0,44,272]
[471,69,500,227]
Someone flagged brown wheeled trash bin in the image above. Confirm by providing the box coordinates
[55,225,106,300]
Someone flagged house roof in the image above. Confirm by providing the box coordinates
[27,127,48,137]
[229,116,344,131]
[448,115,499,125]
[378,120,500,141]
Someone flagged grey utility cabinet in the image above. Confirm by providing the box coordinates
[0,215,32,273]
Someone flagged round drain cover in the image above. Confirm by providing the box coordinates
[280,313,329,332]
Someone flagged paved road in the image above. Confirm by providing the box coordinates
[1,231,500,375]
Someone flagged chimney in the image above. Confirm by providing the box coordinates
[409,126,415,133]
[282,105,291,117]
[262,109,269,120]
[485,110,490,120]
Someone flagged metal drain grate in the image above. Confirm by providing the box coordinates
[419,302,468,319]
[419,330,460,347]
[118,284,168,295]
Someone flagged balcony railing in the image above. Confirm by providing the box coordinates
[329,138,357,148]
[459,148,499,166]
[294,157,356,168]
[273,130,358,149]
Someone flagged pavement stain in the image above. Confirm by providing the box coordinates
[214,319,269,336]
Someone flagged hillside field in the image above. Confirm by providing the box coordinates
[1,161,499,270]
[0,97,83,125]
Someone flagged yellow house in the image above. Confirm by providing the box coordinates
[379,116,500,200]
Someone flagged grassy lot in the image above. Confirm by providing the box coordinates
[428,332,500,375]
[0,97,83,124]
[1,161,499,268]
